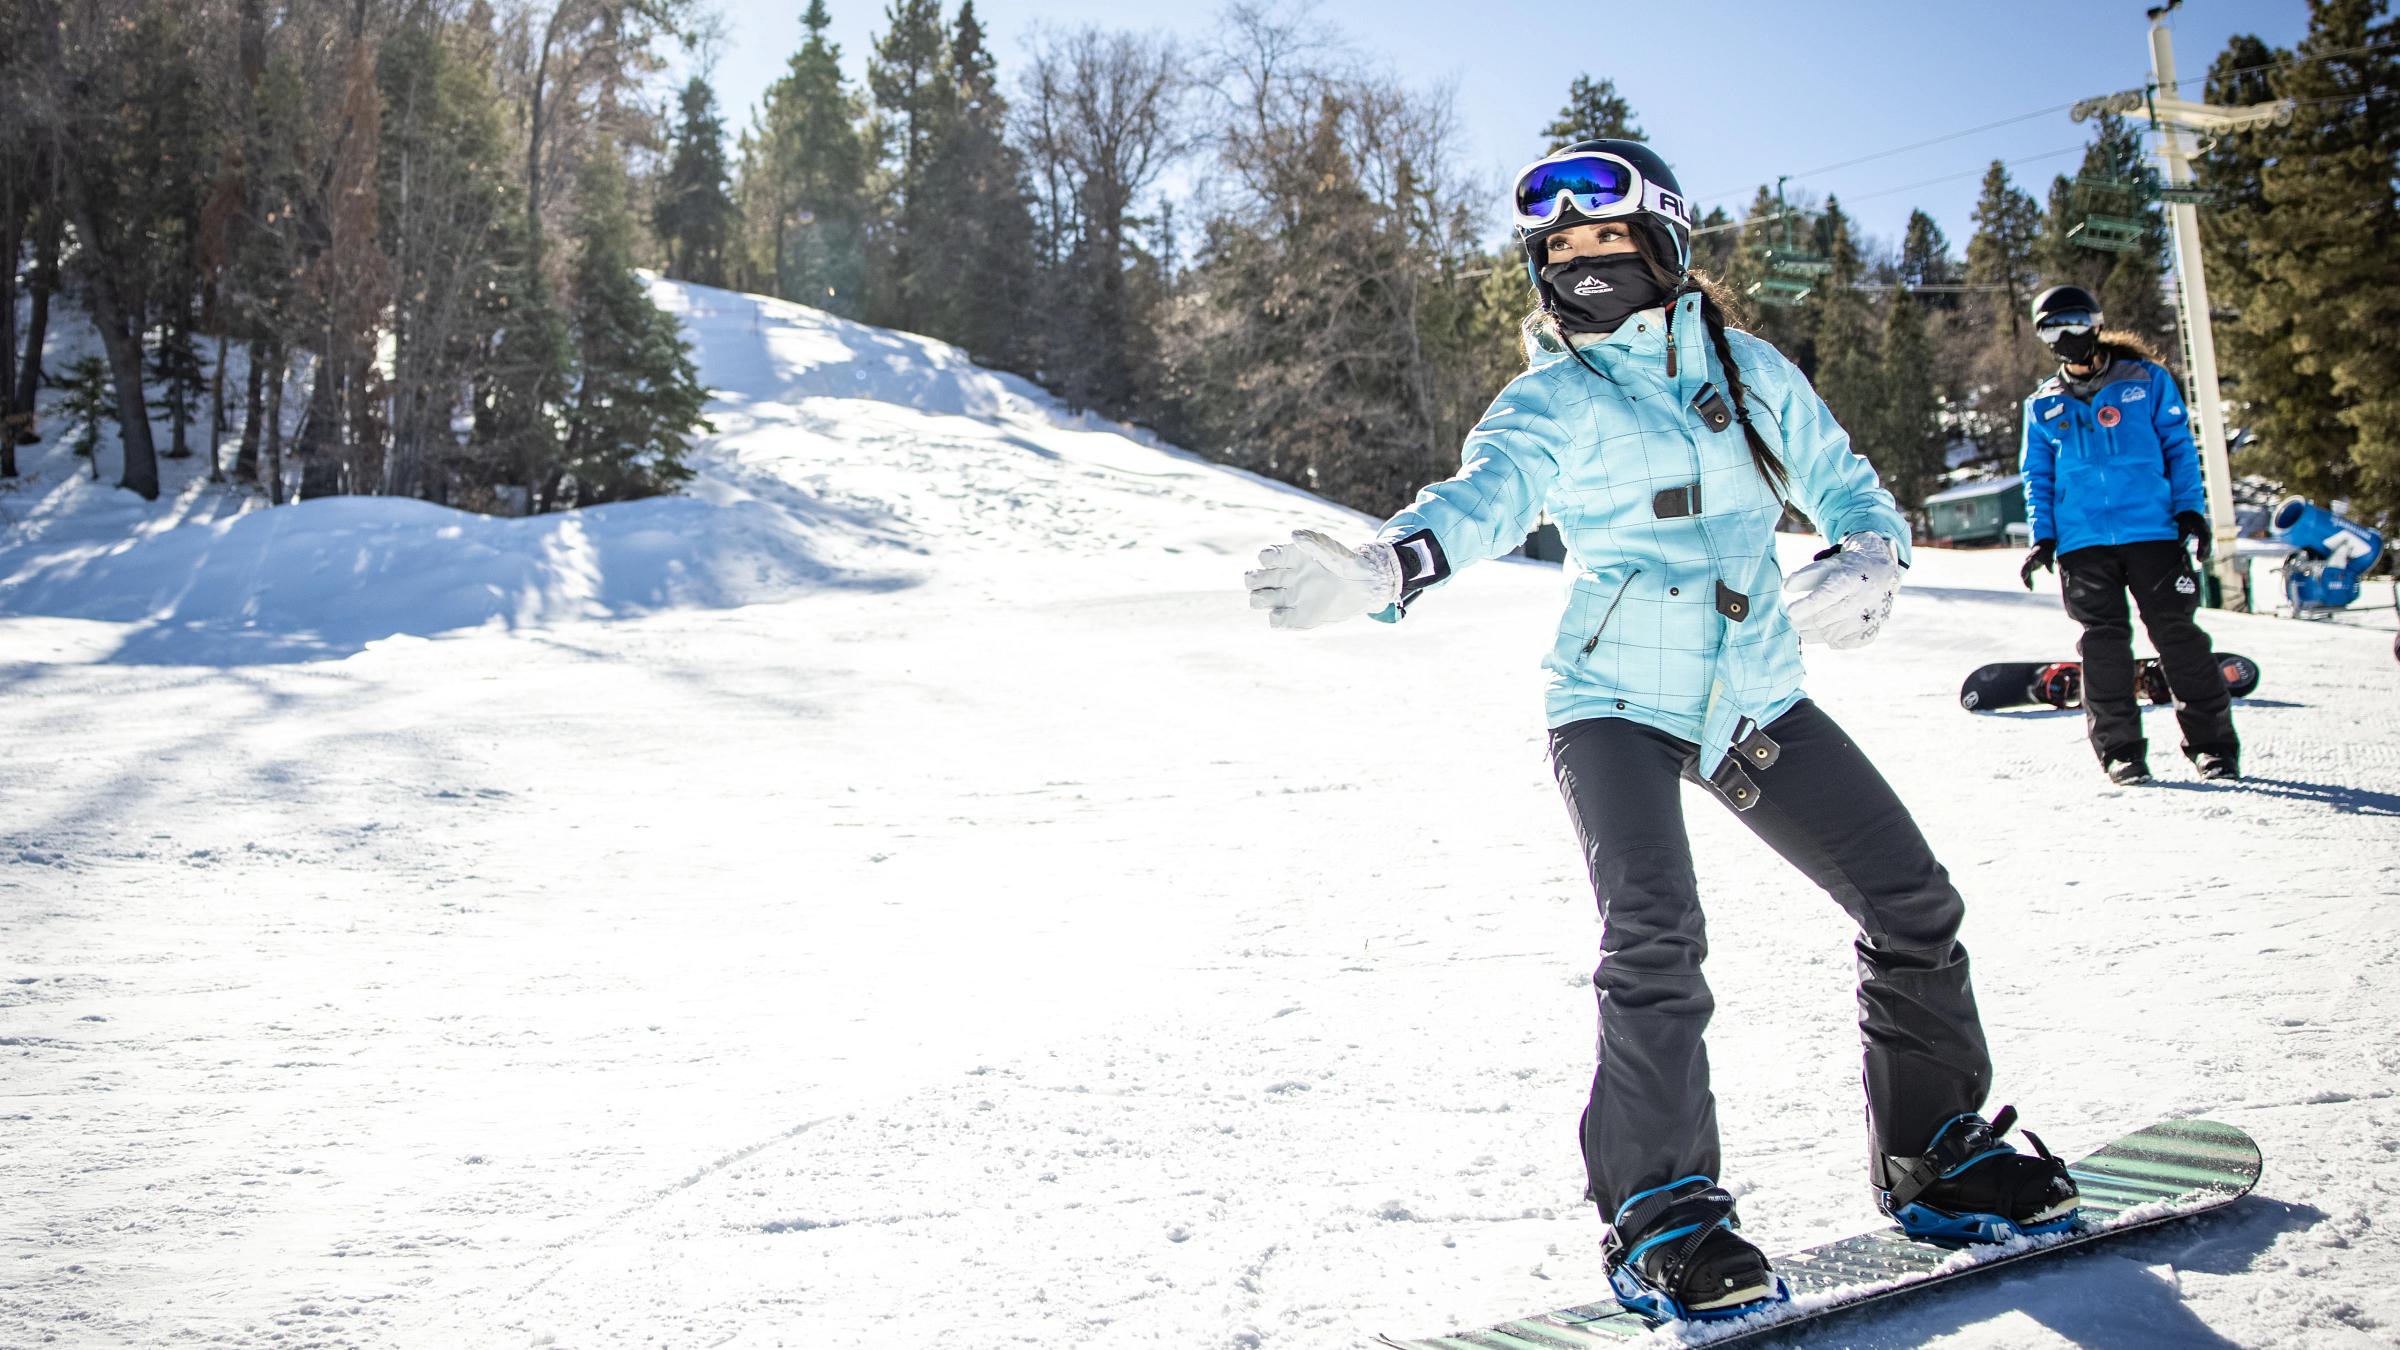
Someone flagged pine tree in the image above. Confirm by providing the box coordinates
[1689,206,1737,281]
[911,1,1038,368]
[1872,287,1944,535]
[654,76,739,287]
[2197,34,2335,505]
[1899,209,1955,295]
[129,1,214,465]
[2243,0,2400,526]
[1181,97,1428,510]
[380,11,519,500]
[2035,114,2176,351]
[1808,196,1881,442]
[1965,160,2044,336]
[297,41,394,498]
[472,217,572,513]
[558,141,708,508]
[39,0,165,499]
[1726,184,1810,366]
[148,324,208,461]
[1541,76,1643,151]
[59,355,112,472]
[1963,160,2051,464]
[746,0,869,312]
[866,0,951,329]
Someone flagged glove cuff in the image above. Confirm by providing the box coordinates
[1360,541,1404,609]
[1841,532,1897,566]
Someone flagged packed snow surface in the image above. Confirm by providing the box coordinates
[5,280,2398,1350]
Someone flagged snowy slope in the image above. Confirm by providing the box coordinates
[3,280,2397,1350]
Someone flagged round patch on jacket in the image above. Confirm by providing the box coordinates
[2097,404,2122,428]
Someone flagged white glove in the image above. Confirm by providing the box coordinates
[1781,532,1901,650]
[1244,529,1404,630]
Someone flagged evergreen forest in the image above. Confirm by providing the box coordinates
[3,0,2394,536]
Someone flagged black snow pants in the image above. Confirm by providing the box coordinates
[2059,539,2238,766]
[1547,700,1992,1218]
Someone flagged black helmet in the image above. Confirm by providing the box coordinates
[2030,284,2102,327]
[1511,139,1694,290]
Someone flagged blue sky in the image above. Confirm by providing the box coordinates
[690,0,2313,258]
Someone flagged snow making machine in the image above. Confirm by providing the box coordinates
[2268,497,2384,614]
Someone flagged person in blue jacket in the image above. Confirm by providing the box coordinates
[1243,140,2076,1324]
[2017,284,2239,784]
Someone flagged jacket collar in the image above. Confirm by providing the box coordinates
[1568,304,1672,356]
[1559,292,1710,389]
[1531,292,1710,376]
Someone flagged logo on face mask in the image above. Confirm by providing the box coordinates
[1572,275,1615,296]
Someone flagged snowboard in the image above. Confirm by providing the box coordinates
[1958,652,2260,711]
[1373,1116,2260,1350]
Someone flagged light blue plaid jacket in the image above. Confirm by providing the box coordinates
[1373,292,1909,788]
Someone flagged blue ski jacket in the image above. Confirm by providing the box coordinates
[1370,291,1910,790]
[2019,359,2205,555]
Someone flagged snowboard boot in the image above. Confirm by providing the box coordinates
[2105,755,2151,785]
[2194,750,2240,781]
[1875,1106,2080,1245]
[1601,1176,1786,1323]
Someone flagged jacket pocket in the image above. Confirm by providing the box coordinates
[1578,567,1644,658]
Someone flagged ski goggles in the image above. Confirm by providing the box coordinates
[1510,151,1692,234]
[2035,313,2102,341]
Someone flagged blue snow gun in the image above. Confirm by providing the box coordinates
[2269,497,2384,611]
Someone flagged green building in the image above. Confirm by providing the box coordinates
[1923,474,2028,547]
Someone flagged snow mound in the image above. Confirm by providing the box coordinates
[0,277,1354,664]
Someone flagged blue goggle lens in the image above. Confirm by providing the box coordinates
[1515,156,1633,223]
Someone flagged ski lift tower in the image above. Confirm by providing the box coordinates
[2073,0,2294,610]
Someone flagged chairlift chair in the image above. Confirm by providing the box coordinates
[2067,215,2147,253]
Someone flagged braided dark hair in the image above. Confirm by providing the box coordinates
[1680,273,1791,503]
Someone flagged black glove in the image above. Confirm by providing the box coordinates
[2176,511,2212,562]
[2020,539,2057,590]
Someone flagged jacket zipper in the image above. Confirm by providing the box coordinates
[1580,568,1643,657]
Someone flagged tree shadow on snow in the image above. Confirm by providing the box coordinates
[1747,1196,2299,1349]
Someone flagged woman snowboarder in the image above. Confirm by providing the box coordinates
[1244,141,2077,1322]
[2016,283,2239,784]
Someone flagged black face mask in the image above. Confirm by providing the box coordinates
[2045,328,2102,368]
[1539,254,1672,334]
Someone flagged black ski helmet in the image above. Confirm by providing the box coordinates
[2029,284,2102,327]
[1513,139,1693,293]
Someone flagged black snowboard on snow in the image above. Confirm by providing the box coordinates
[1959,652,2261,711]
[1373,1117,2260,1350]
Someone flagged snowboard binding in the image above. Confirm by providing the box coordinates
[1602,1176,1789,1323]
[2033,662,2083,709]
[1876,1106,2082,1246]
